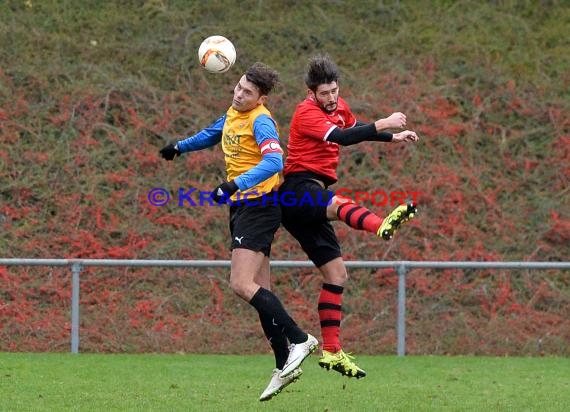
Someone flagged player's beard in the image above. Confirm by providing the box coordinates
[320,99,338,113]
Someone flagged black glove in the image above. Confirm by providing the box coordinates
[212,180,239,204]
[159,143,180,160]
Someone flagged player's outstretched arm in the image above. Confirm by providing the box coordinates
[391,130,419,143]
[159,115,225,161]
[327,124,392,146]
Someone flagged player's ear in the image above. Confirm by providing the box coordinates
[307,89,315,99]
[257,95,268,105]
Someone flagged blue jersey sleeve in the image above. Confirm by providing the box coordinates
[233,114,283,191]
[252,114,279,145]
[177,115,225,152]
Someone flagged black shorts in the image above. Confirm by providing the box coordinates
[229,193,281,256]
[278,175,341,267]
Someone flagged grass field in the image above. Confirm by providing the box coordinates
[1,353,568,411]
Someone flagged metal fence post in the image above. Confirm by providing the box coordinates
[397,264,407,357]
[71,262,82,354]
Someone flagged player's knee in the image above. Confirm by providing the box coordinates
[337,271,349,285]
[324,269,348,286]
[229,278,250,301]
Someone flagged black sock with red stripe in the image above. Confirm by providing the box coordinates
[337,202,383,234]
[318,283,344,353]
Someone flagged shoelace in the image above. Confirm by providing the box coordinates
[338,351,362,372]
[340,351,356,360]
[285,343,300,363]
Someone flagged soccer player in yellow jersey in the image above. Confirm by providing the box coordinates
[159,63,317,401]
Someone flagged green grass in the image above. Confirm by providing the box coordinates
[1,353,569,411]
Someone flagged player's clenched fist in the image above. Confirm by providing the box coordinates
[159,143,180,160]
[211,180,239,204]
[392,130,419,143]
[384,112,407,129]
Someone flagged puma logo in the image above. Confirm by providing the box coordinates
[234,236,244,244]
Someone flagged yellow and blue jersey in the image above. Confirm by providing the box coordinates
[177,104,283,199]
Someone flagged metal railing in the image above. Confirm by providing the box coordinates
[2,259,569,356]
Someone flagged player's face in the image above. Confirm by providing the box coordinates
[311,81,339,113]
[232,75,266,112]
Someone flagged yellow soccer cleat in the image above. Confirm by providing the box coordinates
[378,202,417,241]
[318,349,366,379]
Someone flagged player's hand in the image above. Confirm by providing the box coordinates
[384,112,407,129]
[392,130,419,143]
[159,143,180,160]
[212,180,239,204]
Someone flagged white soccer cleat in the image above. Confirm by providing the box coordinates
[259,367,302,401]
[279,334,318,378]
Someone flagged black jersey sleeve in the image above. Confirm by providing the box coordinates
[326,123,393,146]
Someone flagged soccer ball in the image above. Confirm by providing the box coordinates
[198,35,236,74]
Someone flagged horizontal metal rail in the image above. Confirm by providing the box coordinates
[2,258,570,269]
[2,259,569,355]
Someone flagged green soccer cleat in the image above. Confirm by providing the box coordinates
[377,202,417,241]
[318,349,366,379]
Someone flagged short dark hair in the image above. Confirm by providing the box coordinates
[304,54,339,91]
[245,62,279,96]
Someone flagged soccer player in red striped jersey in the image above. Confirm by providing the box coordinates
[279,55,419,378]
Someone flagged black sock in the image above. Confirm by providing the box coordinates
[250,287,308,344]
[258,312,289,369]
